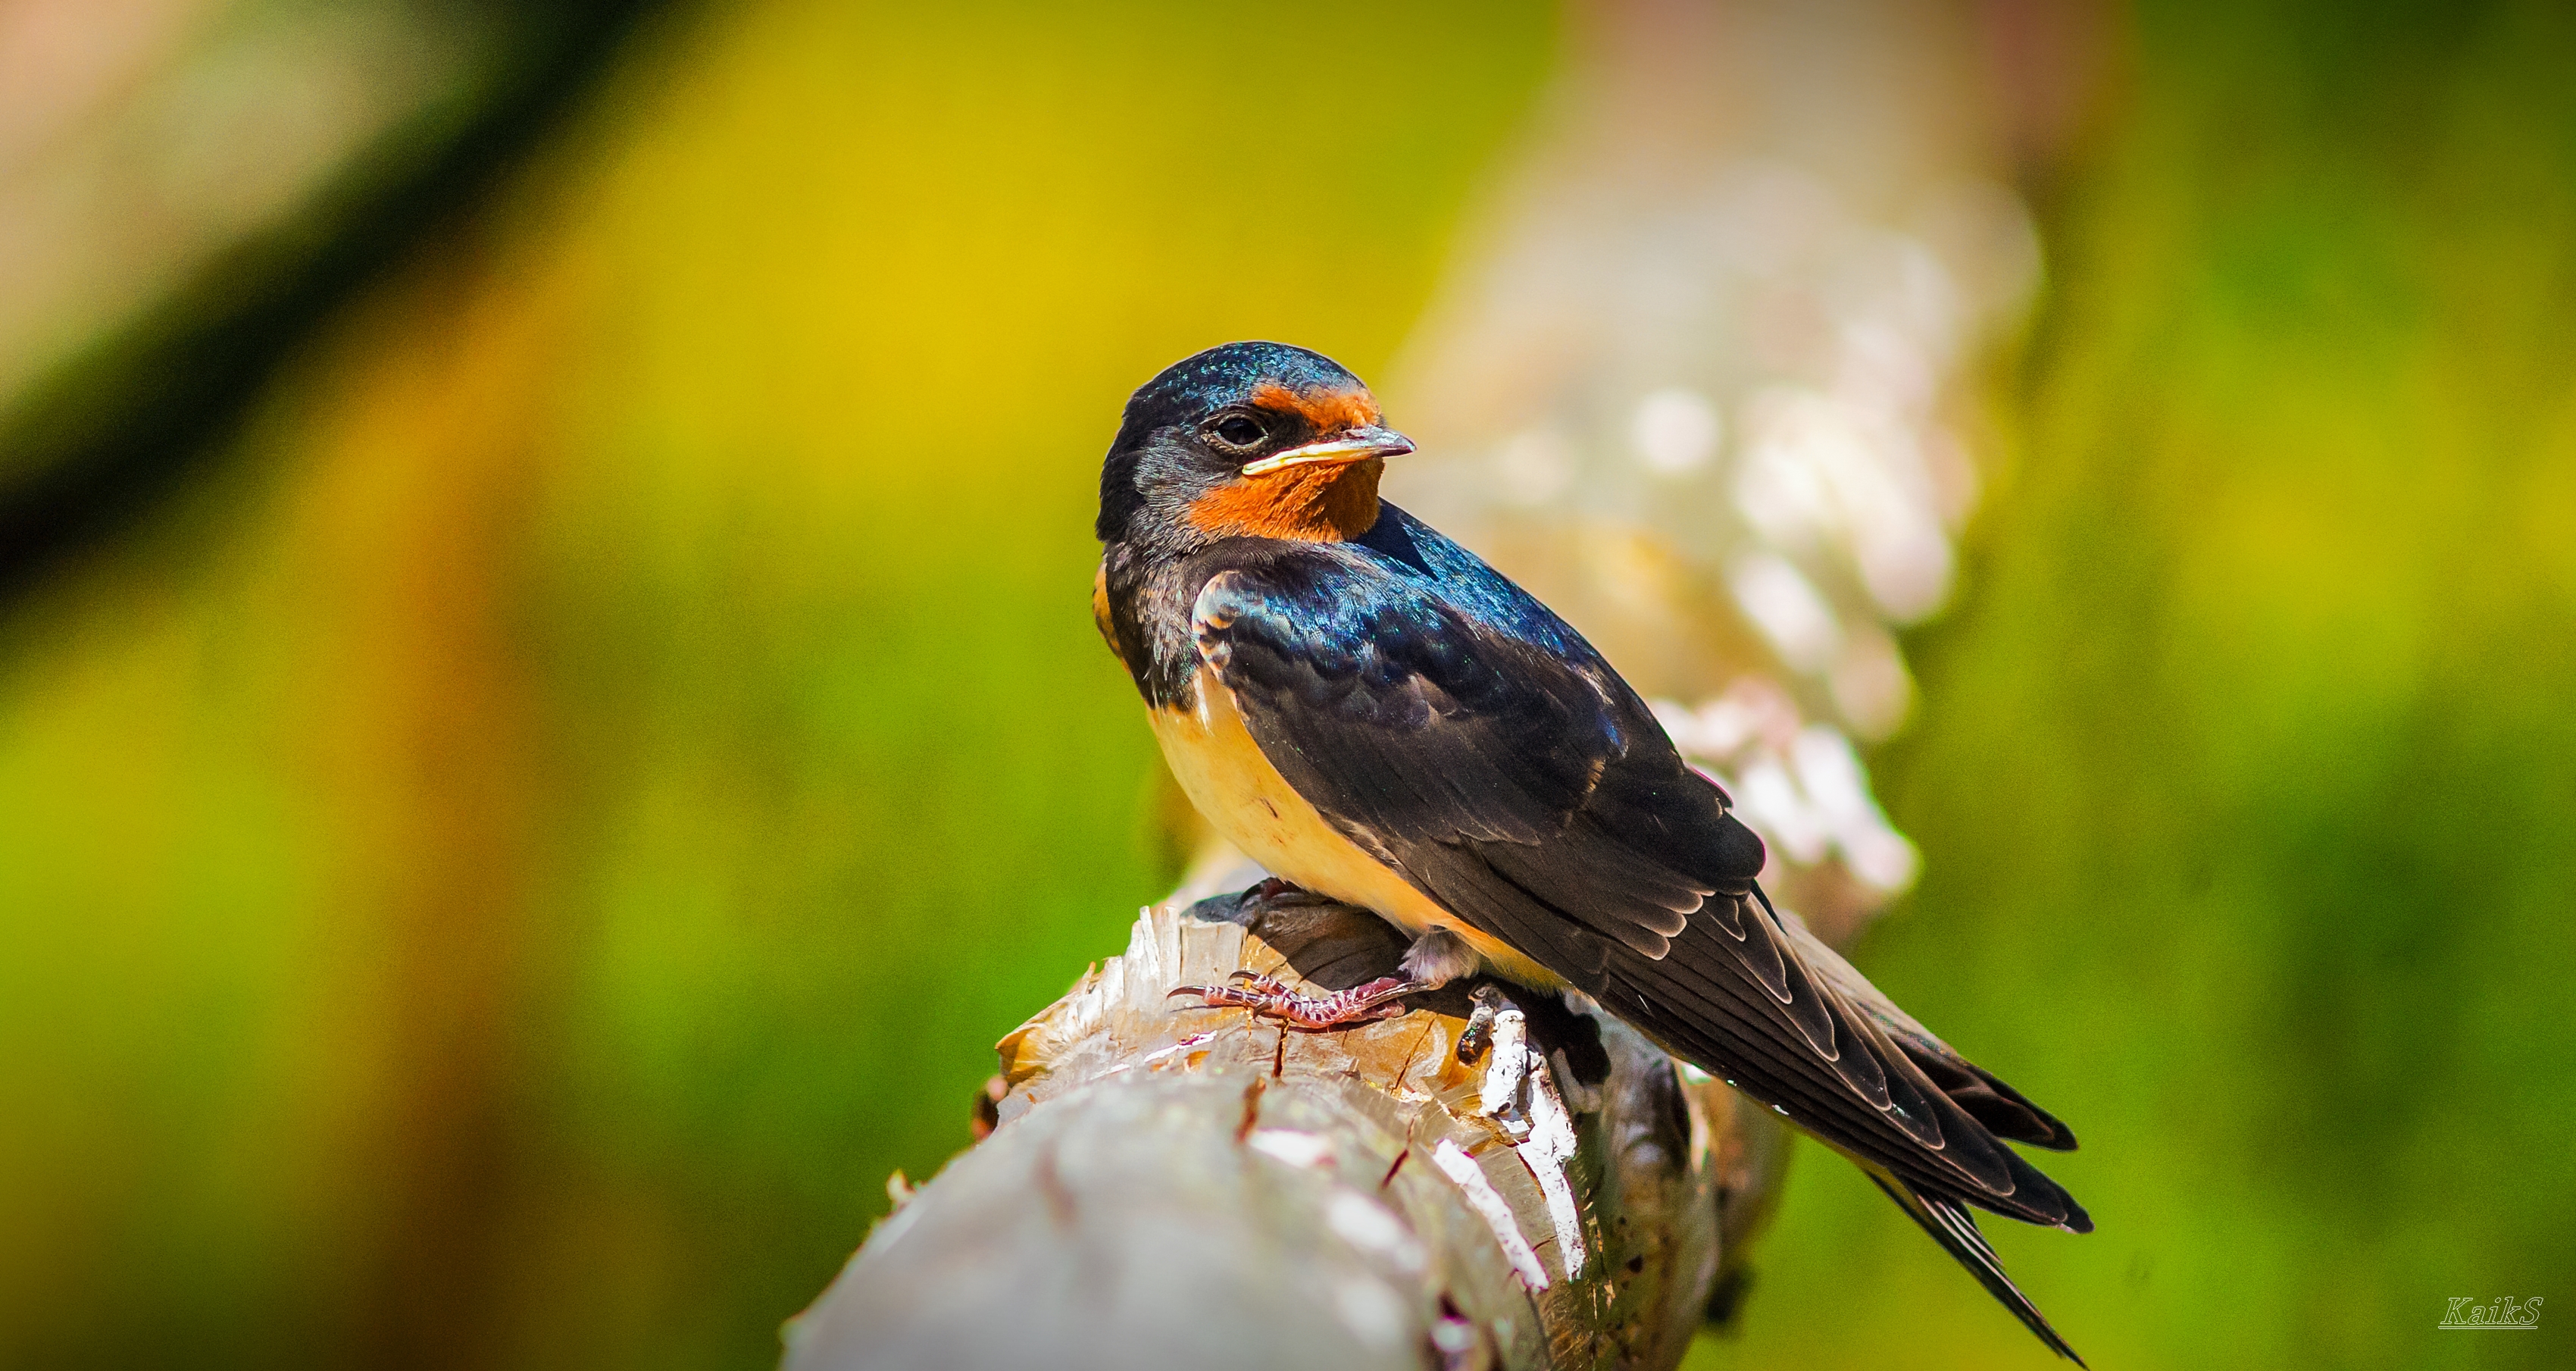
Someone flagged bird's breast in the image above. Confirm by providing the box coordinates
[1148,666,1561,989]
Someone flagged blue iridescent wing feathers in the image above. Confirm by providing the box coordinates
[1186,506,2089,1234]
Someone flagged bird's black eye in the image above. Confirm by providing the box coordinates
[1206,414,1267,451]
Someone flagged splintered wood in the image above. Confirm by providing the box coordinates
[784,884,1790,1371]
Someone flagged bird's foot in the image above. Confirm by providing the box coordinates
[1168,970,1425,1031]
[1455,983,1510,1063]
[1240,876,1340,911]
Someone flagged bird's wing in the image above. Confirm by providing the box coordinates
[1192,557,2086,1230]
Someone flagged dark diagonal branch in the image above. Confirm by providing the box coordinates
[0,0,674,608]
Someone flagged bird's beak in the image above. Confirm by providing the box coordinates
[1240,425,1415,477]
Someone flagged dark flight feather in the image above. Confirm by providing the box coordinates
[1870,1172,2087,1364]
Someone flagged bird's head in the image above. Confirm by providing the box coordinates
[1096,342,1413,553]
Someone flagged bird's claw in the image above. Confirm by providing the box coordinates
[1455,984,1509,1063]
[1238,877,1340,912]
[1168,972,1421,1030]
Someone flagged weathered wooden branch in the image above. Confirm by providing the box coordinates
[783,870,1790,1371]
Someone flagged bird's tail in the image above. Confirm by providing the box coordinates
[1865,1167,2086,1366]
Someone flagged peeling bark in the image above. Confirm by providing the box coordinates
[783,874,1790,1371]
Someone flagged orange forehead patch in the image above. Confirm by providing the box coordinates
[1248,380,1380,434]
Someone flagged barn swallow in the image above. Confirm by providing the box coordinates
[1093,342,2090,1362]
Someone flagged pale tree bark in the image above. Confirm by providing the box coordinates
[782,866,1790,1371]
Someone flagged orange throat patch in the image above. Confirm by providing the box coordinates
[1183,458,1384,543]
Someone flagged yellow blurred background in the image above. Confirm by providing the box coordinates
[2,1,2570,1368]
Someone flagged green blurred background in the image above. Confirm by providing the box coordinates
[0,1,2568,1368]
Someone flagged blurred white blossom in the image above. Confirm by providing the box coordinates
[1631,387,1723,476]
[1653,689,1919,897]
